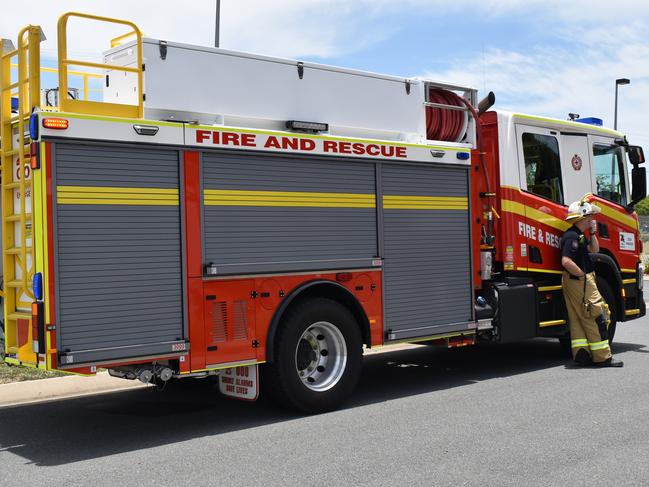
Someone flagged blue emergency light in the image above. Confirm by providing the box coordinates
[33,272,43,301]
[456,152,470,160]
[575,117,603,127]
[29,112,39,140]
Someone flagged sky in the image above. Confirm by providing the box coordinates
[1,0,648,150]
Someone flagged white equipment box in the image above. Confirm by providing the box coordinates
[103,38,476,145]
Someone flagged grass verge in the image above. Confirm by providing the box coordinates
[0,362,65,384]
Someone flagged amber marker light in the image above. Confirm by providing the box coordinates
[42,118,69,129]
[30,142,40,169]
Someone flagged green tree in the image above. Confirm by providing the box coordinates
[635,197,649,215]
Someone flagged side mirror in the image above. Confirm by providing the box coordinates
[631,165,647,205]
[628,145,645,165]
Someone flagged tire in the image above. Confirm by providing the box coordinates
[263,297,363,413]
[595,276,617,345]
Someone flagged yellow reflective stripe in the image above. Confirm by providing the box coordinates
[57,186,179,205]
[513,114,622,137]
[204,189,376,208]
[589,340,610,351]
[501,199,570,232]
[571,339,588,348]
[517,267,563,275]
[191,124,467,151]
[501,186,638,231]
[204,190,467,210]
[596,202,638,230]
[383,195,468,210]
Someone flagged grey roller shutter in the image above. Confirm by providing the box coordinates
[202,153,377,275]
[53,143,185,366]
[382,163,472,339]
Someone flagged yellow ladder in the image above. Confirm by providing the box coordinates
[0,26,41,365]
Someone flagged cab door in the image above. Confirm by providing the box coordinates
[514,124,565,271]
[560,132,594,202]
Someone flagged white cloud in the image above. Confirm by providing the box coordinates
[422,11,649,149]
[0,0,398,61]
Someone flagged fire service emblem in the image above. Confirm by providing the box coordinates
[571,154,583,171]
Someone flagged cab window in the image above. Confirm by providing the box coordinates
[522,133,564,204]
[593,144,627,205]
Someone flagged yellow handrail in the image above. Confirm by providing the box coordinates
[14,27,38,301]
[0,25,40,363]
[10,63,103,102]
[57,12,143,118]
[110,30,138,48]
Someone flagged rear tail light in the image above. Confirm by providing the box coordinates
[30,142,40,169]
[42,117,69,130]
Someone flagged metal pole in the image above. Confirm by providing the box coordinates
[215,0,220,48]
[614,82,619,130]
[614,78,630,131]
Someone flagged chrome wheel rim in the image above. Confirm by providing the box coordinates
[295,321,347,392]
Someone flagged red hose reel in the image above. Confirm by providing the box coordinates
[426,88,468,142]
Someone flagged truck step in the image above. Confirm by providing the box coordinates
[5,214,32,222]
[6,280,30,288]
[7,312,31,321]
[3,181,28,190]
[4,246,33,255]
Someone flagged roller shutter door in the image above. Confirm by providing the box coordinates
[382,163,472,339]
[202,153,377,275]
[53,143,185,366]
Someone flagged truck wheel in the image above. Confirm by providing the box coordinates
[596,276,617,344]
[264,298,363,413]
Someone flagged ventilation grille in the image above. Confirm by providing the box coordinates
[211,302,227,342]
[210,300,248,343]
[232,300,248,340]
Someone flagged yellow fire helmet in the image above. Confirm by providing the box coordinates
[565,198,601,222]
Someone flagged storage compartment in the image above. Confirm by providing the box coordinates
[201,152,378,275]
[103,39,476,145]
[52,142,187,367]
[494,282,538,343]
[382,163,473,340]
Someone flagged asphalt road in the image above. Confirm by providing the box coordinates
[1,316,649,486]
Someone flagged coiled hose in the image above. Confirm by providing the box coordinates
[426,88,468,142]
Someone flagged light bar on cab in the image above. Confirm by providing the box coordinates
[286,120,329,133]
[42,117,69,130]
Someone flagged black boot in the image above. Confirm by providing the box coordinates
[574,348,593,367]
[593,358,624,368]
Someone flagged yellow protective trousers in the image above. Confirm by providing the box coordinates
[562,272,612,363]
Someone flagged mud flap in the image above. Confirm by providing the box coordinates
[219,364,259,401]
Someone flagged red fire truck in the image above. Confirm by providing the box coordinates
[1,13,645,412]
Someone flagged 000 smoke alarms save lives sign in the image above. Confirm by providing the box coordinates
[219,365,259,401]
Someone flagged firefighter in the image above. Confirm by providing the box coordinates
[560,197,623,367]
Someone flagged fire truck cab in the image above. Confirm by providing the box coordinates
[473,110,646,345]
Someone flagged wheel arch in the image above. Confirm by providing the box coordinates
[590,252,623,317]
[265,280,371,364]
